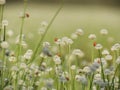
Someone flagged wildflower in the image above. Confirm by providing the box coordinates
[88,34,96,40]
[20,63,27,69]
[0,0,6,5]
[42,47,52,57]
[75,28,84,36]
[38,28,45,35]
[45,78,54,89]
[94,74,101,80]
[105,54,112,61]
[11,66,19,72]
[1,41,9,48]
[59,74,68,83]
[41,87,47,90]
[75,75,88,85]
[18,80,24,85]
[6,30,14,37]
[62,37,73,45]
[111,43,120,51]
[116,56,120,64]
[4,85,13,90]
[95,44,103,50]
[102,49,109,55]
[8,56,16,62]
[100,29,108,35]
[72,49,84,58]
[71,33,78,39]
[41,21,48,27]
[70,65,76,70]
[53,55,61,65]
[104,69,111,75]
[43,42,50,48]
[24,49,33,60]
[2,20,8,27]
[83,66,91,74]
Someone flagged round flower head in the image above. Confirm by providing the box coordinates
[41,21,48,27]
[53,55,61,65]
[71,65,76,70]
[72,49,84,58]
[1,41,9,49]
[71,33,78,39]
[95,44,103,50]
[75,28,84,36]
[2,20,8,27]
[102,49,109,55]
[0,0,6,5]
[6,30,14,37]
[105,54,112,61]
[88,34,96,40]
[100,29,108,35]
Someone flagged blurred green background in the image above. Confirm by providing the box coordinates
[4,0,120,60]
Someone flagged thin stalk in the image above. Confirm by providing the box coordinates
[17,0,28,61]
[29,1,64,64]
[89,73,94,90]
[98,50,105,82]
[111,64,119,90]
[0,5,4,42]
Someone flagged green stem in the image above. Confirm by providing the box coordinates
[0,5,4,42]
[111,64,119,90]
[29,1,64,64]
[98,50,105,82]
[89,73,94,90]
[17,0,28,62]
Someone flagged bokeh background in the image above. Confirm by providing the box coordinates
[4,0,120,60]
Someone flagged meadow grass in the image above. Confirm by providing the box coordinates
[0,0,120,90]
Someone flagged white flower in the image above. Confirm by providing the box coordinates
[18,80,24,85]
[6,30,14,37]
[9,56,16,62]
[4,85,13,90]
[0,0,6,5]
[88,34,96,40]
[95,44,103,50]
[11,66,19,71]
[2,20,8,27]
[102,49,109,55]
[83,66,91,73]
[20,63,27,69]
[116,56,120,64]
[62,37,73,45]
[75,75,87,85]
[41,87,47,90]
[72,49,84,57]
[111,43,120,51]
[53,55,61,65]
[71,33,78,39]
[38,28,45,35]
[43,42,50,47]
[41,21,48,27]
[100,29,108,35]
[1,41,9,48]
[75,28,84,36]
[70,65,76,70]
[94,74,101,80]
[105,55,112,61]
[24,49,33,60]
[104,69,111,75]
